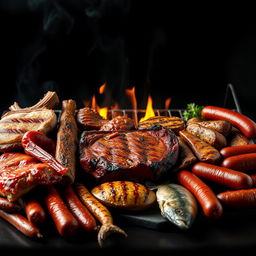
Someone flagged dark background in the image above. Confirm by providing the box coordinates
[0,0,255,119]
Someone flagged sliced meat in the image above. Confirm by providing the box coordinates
[0,153,62,201]
[138,116,184,135]
[186,123,227,148]
[77,107,107,130]
[100,115,135,131]
[179,130,221,164]
[0,109,57,152]
[79,126,179,182]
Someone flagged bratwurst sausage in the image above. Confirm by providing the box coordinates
[201,106,256,139]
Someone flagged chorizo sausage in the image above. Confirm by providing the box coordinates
[44,185,79,237]
[0,197,21,212]
[62,185,97,232]
[177,170,223,218]
[201,106,256,139]
[220,144,256,158]
[221,153,256,171]
[192,162,253,189]
[217,188,256,207]
[0,210,42,238]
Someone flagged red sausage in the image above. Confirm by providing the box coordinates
[0,197,21,212]
[22,197,46,226]
[62,185,97,232]
[221,153,256,171]
[249,174,256,186]
[220,144,256,158]
[177,170,223,218]
[201,106,256,139]
[217,188,256,207]
[22,131,67,175]
[192,162,253,189]
[0,210,42,238]
[44,185,79,237]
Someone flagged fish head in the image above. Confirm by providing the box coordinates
[163,202,193,229]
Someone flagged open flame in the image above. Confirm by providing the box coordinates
[125,86,137,110]
[85,85,170,121]
[140,95,155,122]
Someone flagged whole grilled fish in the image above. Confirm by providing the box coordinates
[156,183,198,229]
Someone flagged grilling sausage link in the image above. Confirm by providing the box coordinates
[0,210,42,238]
[55,100,78,184]
[62,185,97,232]
[220,144,256,158]
[217,188,256,207]
[221,153,256,171]
[177,170,223,218]
[0,197,21,212]
[186,123,227,148]
[75,183,127,247]
[44,185,79,237]
[192,162,253,189]
[201,106,256,139]
[179,130,221,163]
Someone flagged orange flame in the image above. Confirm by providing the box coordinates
[99,83,106,94]
[140,95,155,122]
[165,97,171,109]
[125,86,137,110]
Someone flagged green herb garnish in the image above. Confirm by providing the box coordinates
[183,103,204,122]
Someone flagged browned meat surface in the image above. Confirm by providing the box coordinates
[138,116,184,135]
[77,107,107,130]
[79,126,179,182]
[227,127,250,146]
[100,115,135,131]
[179,130,221,163]
[0,153,62,201]
[0,109,57,152]
[186,123,227,148]
[173,136,197,171]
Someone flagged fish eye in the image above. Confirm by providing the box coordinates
[175,208,184,216]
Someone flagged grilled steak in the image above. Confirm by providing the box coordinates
[0,153,62,201]
[0,109,57,152]
[138,116,184,135]
[79,126,179,182]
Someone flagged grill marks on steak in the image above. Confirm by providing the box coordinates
[80,127,179,182]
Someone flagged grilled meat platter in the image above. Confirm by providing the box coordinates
[1,91,256,248]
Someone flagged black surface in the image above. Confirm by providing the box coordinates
[1,206,256,255]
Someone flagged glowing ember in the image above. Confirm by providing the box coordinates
[91,95,97,109]
[125,86,137,110]
[140,95,155,122]
[165,97,171,109]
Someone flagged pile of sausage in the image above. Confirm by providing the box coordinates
[177,106,256,219]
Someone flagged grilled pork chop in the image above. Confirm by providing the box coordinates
[0,109,57,152]
[77,107,135,131]
[79,126,179,182]
[0,153,62,201]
